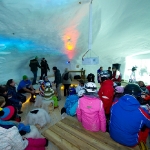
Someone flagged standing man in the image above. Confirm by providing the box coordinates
[107,67,112,79]
[29,56,41,85]
[97,66,103,83]
[52,66,62,101]
[40,58,50,80]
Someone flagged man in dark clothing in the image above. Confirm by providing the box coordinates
[53,66,62,101]
[87,73,95,82]
[40,58,50,80]
[107,67,112,79]
[29,56,41,85]
[6,79,25,114]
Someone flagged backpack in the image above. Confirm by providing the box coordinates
[63,72,69,80]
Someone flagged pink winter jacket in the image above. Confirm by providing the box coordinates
[77,95,106,132]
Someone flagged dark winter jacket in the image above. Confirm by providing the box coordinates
[41,60,49,71]
[110,94,150,147]
[54,69,62,86]
[7,86,24,104]
[107,70,112,79]
[29,59,41,72]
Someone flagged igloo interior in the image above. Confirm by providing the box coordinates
[0,0,150,84]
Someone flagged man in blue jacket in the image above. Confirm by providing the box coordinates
[97,66,103,83]
[109,83,150,147]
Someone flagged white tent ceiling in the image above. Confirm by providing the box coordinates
[0,0,150,82]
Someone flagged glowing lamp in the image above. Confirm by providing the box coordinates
[67,42,73,50]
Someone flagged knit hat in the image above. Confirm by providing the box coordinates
[23,75,28,80]
[35,56,38,59]
[0,106,16,121]
[115,86,124,93]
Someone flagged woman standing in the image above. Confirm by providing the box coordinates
[62,68,72,96]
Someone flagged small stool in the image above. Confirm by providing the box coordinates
[25,108,50,128]
[42,99,54,113]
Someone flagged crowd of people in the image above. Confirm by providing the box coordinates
[1,57,150,149]
[60,68,150,148]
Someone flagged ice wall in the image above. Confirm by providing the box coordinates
[0,0,150,83]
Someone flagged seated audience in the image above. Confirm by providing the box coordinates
[17,75,36,102]
[113,86,124,102]
[61,87,78,118]
[98,71,114,119]
[6,79,26,114]
[87,73,95,82]
[43,76,52,87]
[0,86,10,106]
[138,81,149,94]
[77,82,106,132]
[0,96,20,128]
[109,83,150,147]
[0,126,48,150]
[76,79,85,93]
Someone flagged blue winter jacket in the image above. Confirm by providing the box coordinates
[109,94,150,147]
[64,95,79,116]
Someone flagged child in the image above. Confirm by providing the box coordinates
[0,86,11,106]
[113,86,124,102]
[138,81,149,94]
[35,80,58,109]
[77,82,106,132]
[98,72,114,119]
[76,79,85,93]
[61,87,78,119]
[0,126,48,150]
[0,96,21,128]
[43,76,52,88]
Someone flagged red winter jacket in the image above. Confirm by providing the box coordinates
[98,80,114,114]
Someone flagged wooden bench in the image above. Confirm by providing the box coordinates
[42,116,140,150]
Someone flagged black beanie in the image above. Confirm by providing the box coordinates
[53,66,57,70]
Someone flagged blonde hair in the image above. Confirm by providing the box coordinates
[0,96,5,107]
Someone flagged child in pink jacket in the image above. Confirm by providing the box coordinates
[77,82,106,132]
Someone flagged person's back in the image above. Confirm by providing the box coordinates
[77,95,106,132]
[29,58,40,72]
[77,82,106,132]
[110,83,150,147]
[65,94,79,115]
[98,79,114,115]
[110,94,150,146]
[54,69,62,85]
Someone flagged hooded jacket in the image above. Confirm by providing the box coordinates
[77,95,106,132]
[64,95,79,116]
[0,126,28,150]
[98,79,114,114]
[109,94,150,146]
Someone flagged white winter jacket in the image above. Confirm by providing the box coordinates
[0,126,28,150]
